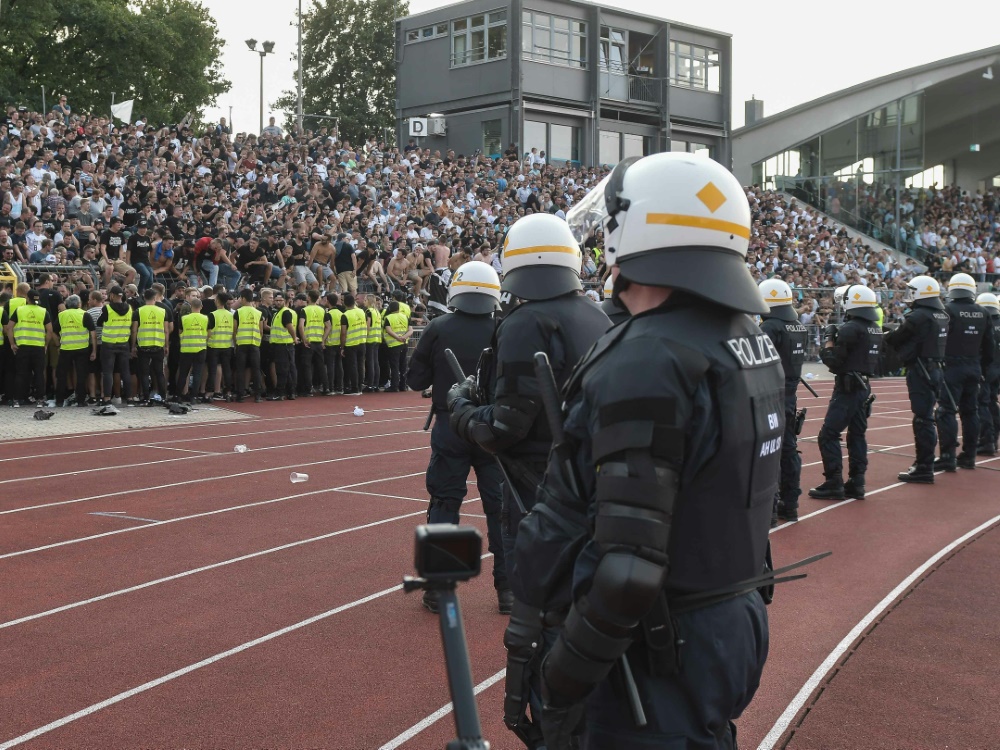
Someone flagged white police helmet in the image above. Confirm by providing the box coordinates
[975,292,1000,315]
[833,285,850,309]
[501,213,582,301]
[842,284,879,321]
[603,275,613,300]
[566,152,765,314]
[905,275,944,310]
[947,272,977,300]
[447,260,501,314]
[758,278,797,322]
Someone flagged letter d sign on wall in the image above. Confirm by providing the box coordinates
[409,117,427,137]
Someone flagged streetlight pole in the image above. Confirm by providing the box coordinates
[297,0,304,135]
[246,39,276,136]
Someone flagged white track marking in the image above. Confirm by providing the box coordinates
[377,669,507,750]
[0,414,425,464]
[0,428,427,486]
[0,445,430,517]
[0,466,431,559]
[757,513,1000,750]
[0,510,427,630]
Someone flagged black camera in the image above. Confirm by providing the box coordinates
[413,524,481,583]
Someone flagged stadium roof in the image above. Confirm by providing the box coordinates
[732,45,1000,188]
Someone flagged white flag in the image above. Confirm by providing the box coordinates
[110,99,134,123]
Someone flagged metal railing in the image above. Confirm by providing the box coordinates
[628,75,658,104]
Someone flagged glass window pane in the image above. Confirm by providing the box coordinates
[622,134,643,160]
[483,119,502,156]
[692,143,712,158]
[572,21,586,34]
[708,50,720,62]
[610,44,624,72]
[671,139,687,152]
[522,24,531,53]
[676,56,691,84]
[488,25,507,58]
[471,29,485,61]
[407,30,419,42]
[489,11,506,23]
[534,28,550,58]
[452,33,467,64]
[677,43,690,56]
[534,14,549,28]
[691,58,706,88]
[524,121,547,154]
[453,19,466,31]
[575,36,587,65]
[552,31,569,62]
[611,30,625,43]
[522,11,531,24]
[422,27,434,37]
[600,26,610,38]
[600,131,620,165]
[707,61,721,92]
[553,16,569,30]
[471,15,485,27]
[437,23,448,35]
[550,124,573,161]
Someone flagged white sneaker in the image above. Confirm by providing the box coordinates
[111,397,122,406]
[45,400,57,408]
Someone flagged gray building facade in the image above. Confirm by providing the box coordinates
[395,0,732,166]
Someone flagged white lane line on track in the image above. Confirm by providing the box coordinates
[0,414,426,464]
[0,549,497,750]
[335,489,483,507]
[0,444,430,517]
[377,669,508,750]
[0,510,427,631]
[0,463,431,559]
[802,408,911,423]
[757,512,1000,750]
[0,428,427,486]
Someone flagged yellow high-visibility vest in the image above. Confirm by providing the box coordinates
[326,308,343,346]
[270,306,296,345]
[343,307,366,347]
[136,304,166,348]
[385,312,408,348]
[367,308,383,344]
[179,312,208,353]
[236,306,262,347]
[13,303,47,347]
[102,305,132,345]
[58,309,89,351]
[208,309,234,349]
[302,304,326,344]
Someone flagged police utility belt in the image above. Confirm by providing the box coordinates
[835,372,870,393]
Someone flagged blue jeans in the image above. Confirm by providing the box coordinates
[134,262,153,295]
[201,259,240,291]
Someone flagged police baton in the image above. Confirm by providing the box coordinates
[423,404,434,431]
[917,358,957,412]
[444,348,528,515]
[533,351,648,731]
[799,377,820,398]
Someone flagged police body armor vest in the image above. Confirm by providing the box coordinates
[989,313,1000,378]
[423,312,495,413]
[840,318,882,375]
[58,309,89,351]
[492,294,610,459]
[944,300,989,359]
[914,307,949,360]
[567,303,784,593]
[136,304,166,348]
[760,315,807,381]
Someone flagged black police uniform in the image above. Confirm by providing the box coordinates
[515,296,782,748]
[406,311,507,593]
[812,314,881,499]
[760,308,807,519]
[936,298,994,468]
[450,292,609,749]
[883,301,949,480]
[977,308,1000,454]
[600,297,629,326]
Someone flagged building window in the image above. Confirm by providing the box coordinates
[405,22,449,44]
[669,42,721,92]
[671,138,714,158]
[525,120,580,164]
[524,120,547,156]
[483,120,503,157]
[451,10,507,66]
[522,11,587,68]
[622,133,644,160]
[599,27,627,73]
[600,130,620,165]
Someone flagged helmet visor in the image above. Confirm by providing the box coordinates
[566,173,612,244]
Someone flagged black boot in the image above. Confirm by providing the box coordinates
[497,588,514,615]
[977,443,997,456]
[776,501,799,522]
[933,453,957,472]
[422,590,439,614]
[844,476,866,500]
[898,464,934,484]
[809,479,845,500]
[957,453,977,470]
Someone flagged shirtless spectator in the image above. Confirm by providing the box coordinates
[309,231,337,292]
[387,247,409,291]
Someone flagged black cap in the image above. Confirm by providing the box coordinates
[137,220,149,228]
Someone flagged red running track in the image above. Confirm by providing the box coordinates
[0,382,997,749]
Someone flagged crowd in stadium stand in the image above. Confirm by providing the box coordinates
[1,100,997,405]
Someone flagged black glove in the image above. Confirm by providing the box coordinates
[824,324,839,344]
[449,397,477,441]
[540,652,587,750]
[446,375,478,411]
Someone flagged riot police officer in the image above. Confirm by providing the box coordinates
[406,261,511,614]
[935,273,994,471]
[759,278,807,522]
[809,285,882,501]
[447,212,609,748]
[600,274,629,325]
[883,275,949,483]
[975,292,1000,456]
[514,153,782,749]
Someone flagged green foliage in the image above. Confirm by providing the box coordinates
[0,0,230,124]
[275,0,407,142]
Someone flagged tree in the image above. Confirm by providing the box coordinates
[275,0,407,143]
[0,0,229,125]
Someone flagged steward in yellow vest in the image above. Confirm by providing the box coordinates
[205,292,235,401]
[323,292,345,394]
[267,297,298,401]
[132,288,171,404]
[339,293,367,395]
[298,289,331,395]
[5,290,53,405]
[97,286,136,405]
[55,294,97,406]
[383,300,412,392]
[363,294,384,392]
[233,288,264,402]
[175,297,208,404]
